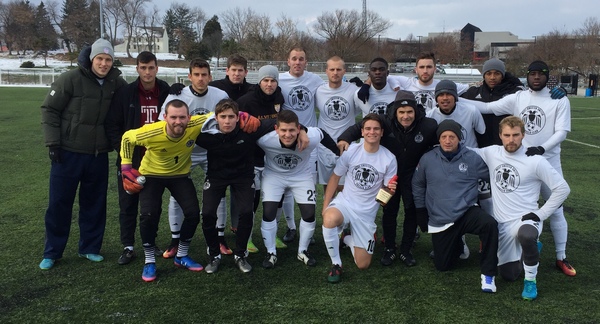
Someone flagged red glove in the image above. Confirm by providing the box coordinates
[239,112,260,133]
[121,164,143,194]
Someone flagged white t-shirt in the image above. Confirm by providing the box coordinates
[316,82,360,141]
[279,71,324,127]
[426,100,486,148]
[354,83,397,117]
[388,76,469,113]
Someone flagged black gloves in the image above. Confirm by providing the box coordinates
[348,77,364,87]
[357,84,371,104]
[550,86,567,99]
[48,146,61,163]
[525,146,545,156]
[169,83,186,95]
[521,212,540,222]
[416,208,429,233]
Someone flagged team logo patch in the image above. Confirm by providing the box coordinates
[414,132,424,143]
[288,86,312,111]
[520,106,546,135]
[458,162,468,172]
[274,104,281,112]
[414,90,434,111]
[459,125,467,145]
[369,102,388,115]
[190,107,211,116]
[324,96,351,121]
[274,154,302,170]
[351,164,380,190]
[494,163,520,193]
[186,140,195,147]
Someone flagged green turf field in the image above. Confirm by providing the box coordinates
[1,87,599,323]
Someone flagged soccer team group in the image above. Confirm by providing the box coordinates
[39,38,574,300]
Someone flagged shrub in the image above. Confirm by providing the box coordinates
[20,61,35,68]
[113,59,123,67]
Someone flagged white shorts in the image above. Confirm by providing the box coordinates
[497,218,543,265]
[261,174,317,205]
[317,144,344,185]
[326,197,377,254]
[309,149,318,184]
[253,166,264,190]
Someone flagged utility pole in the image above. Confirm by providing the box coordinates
[99,0,105,39]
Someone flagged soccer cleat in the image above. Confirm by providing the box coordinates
[522,279,538,300]
[142,263,157,282]
[78,253,104,262]
[154,246,164,257]
[162,244,178,259]
[118,248,135,265]
[174,256,204,271]
[399,252,417,267]
[247,240,259,253]
[481,274,497,293]
[235,256,252,273]
[283,228,296,243]
[275,237,288,249]
[297,250,317,266]
[556,259,576,276]
[262,253,277,269]
[381,248,397,266]
[459,236,470,260]
[204,256,221,274]
[39,258,55,270]
[328,264,342,283]
[220,243,233,255]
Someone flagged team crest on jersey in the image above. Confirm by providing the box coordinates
[458,162,468,172]
[494,164,520,193]
[414,132,424,143]
[414,91,434,111]
[288,86,312,111]
[190,107,211,116]
[186,140,195,147]
[324,96,350,120]
[369,102,388,115]
[274,154,302,170]
[459,125,467,145]
[351,164,380,190]
[274,104,281,112]
[520,106,546,135]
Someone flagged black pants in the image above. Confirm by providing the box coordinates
[116,168,140,247]
[382,172,416,253]
[431,206,498,276]
[202,176,254,257]
[139,176,200,247]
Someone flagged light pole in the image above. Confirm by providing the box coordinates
[417,35,423,53]
[99,0,105,39]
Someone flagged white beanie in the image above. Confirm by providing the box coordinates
[89,38,114,61]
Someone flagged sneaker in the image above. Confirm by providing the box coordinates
[297,250,317,266]
[78,253,104,262]
[220,243,233,255]
[556,259,576,276]
[247,240,259,253]
[118,248,135,265]
[381,248,397,266]
[481,274,497,293]
[154,246,164,257]
[283,228,297,243]
[204,256,221,274]
[399,252,417,267]
[459,236,470,260]
[328,264,342,283]
[262,253,277,269]
[275,237,288,249]
[174,255,204,271]
[235,256,252,273]
[522,279,538,300]
[162,244,178,259]
[39,258,55,270]
[142,263,157,282]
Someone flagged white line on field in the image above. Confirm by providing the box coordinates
[565,139,600,148]
[572,117,600,119]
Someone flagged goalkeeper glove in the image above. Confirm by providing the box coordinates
[121,164,144,194]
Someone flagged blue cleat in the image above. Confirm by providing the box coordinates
[39,258,55,270]
[78,253,104,262]
[522,279,538,300]
[174,255,204,271]
[142,263,157,282]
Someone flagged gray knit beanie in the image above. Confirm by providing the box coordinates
[89,38,114,61]
[482,58,505,78]
[258,65,279,83]
[435,80,458,101]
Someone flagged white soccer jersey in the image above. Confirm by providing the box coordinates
[258,127,323,179]
[159,86,229,157]
[426,101,486,148]
[279,71,324,127]
[353,83,397,117]
[331,142,397,220]
[473,145,570,224]
[388,76,469,113]
[467,87,571,160]
[316,82,360,141]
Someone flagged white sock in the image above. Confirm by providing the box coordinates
[523,262,538,281]
[176,241,190,258]
[168,196,184,235]
[143,245,155,264]
[124,245,134,251]
[283,191,296,230]
[298,219,315,253]
[261,219,278,254]
[323,226,342,266]
[549,207,568,260]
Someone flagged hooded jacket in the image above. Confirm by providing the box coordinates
[41,46,127,154]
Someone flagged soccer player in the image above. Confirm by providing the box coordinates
[467,60,576,276]
[354,57,398,116]
[257,110,338,269]
[105,51,170,265]
[322,113,397,283]
[412,119,499,293]
[120,99,259,281]
[472,116,570,300]
[40,39,126,270]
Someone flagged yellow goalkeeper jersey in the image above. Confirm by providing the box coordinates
[120,114,212,176]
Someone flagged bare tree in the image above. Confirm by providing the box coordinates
[103,0,126,46]
[272,14,300,60]
[245,13,273,60]
[190,7,206,40]
[138,4,161,52]
[573,17,600,78]
[120,0,150,58]
[221,7,253,44]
